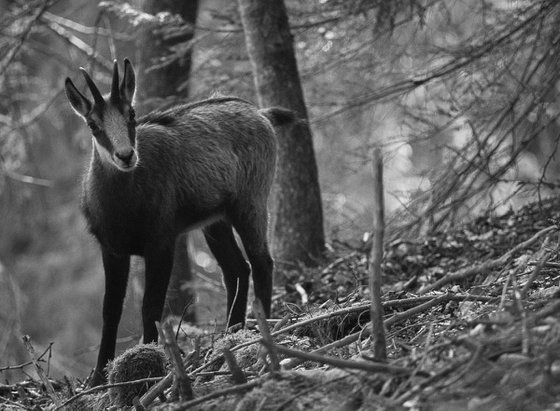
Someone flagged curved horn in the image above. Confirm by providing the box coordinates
[79,67,105,107]
[110,60,120,103]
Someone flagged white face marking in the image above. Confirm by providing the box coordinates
[92,106,138,171]
[104,107,130,150]
[93,138,113,164]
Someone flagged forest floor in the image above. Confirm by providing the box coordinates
[3,197,560,410]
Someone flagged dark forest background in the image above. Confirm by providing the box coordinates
[2,0,560,379]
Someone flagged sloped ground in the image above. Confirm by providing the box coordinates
[2,197,560,410]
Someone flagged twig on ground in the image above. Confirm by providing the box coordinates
[418,225,557,294]
[0,396,26,409]
[320,251,359,276]
[0,343,53,372]
[520,249,551,299]
[139,373,173,408]
[369,147,387,360]
[533,299,560,322]
[22,335,59,405]
[392,358,469,404]
[272,314,291,333]
[188,293,496,377]
[0,360,34,372]
[132,395,146,411]
[439,343,483,390]
[503,256,532,355]
[394,322,436,399]
[223,348,247,384]
[274,376,349,411]
[499,263,513,310]
[157,321,193,401]
[253,299,280,372]
[284,293,454,369]
[168,379,261,410]
[228,294,497,360]
[54,377,163,410]
[175,298,195,340]
[384,293,452,328]
[271,343,423,376]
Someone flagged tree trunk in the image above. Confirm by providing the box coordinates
[140,0,198,322]
[238,0,325,267]
[139,0,198,110]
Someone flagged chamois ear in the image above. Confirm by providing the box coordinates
[120,58,136,105]
[64,77,92,118]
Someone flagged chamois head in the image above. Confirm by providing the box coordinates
[65,59,138,172]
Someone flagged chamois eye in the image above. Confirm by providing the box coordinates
[129,108,135,122]
[88,122,101,134]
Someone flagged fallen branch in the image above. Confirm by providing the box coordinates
[223,348,247,384]
[0,396,26,409]
[139,373,173,408]
[253,299,280,372]
[385,293,453,328]
[228,294,496,356]
[22,336,59,405]
[54,377,163,410]
[393,358,470,404]
[168,379,261,410]
[188,293,496,377]
[157,321,193,401]
[269,343,423,376]
[369,147,387,359]
[132,396,146,411]
[0,344,53,372]
[320,251,359,276]
[274,376,349,411]
[418,225,557,294]
[284,293,454,369]
[532,299,560,323]
[520,249,552,299]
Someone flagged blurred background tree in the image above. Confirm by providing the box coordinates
[1,0,560,380]
[239,0,326,268]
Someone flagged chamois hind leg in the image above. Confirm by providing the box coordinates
[203,221,251,327]
[142,245,174,343]
[231,202,273,318]
[91,247,130,387]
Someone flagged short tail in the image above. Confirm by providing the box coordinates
[259,107,299,127]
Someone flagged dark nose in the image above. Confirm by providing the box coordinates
[115,149,134,164]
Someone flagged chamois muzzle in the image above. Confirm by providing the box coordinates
[113,147,137,170]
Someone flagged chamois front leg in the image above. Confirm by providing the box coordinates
[142,246,174,343]
[90,248,130,387]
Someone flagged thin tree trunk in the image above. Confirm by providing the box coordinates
[139,0,198,110]
[238,0,325,267]
[370,148,386,360]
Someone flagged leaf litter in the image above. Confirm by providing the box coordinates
[3,197,560,409]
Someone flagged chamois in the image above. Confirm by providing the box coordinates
[64,59,293,386]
